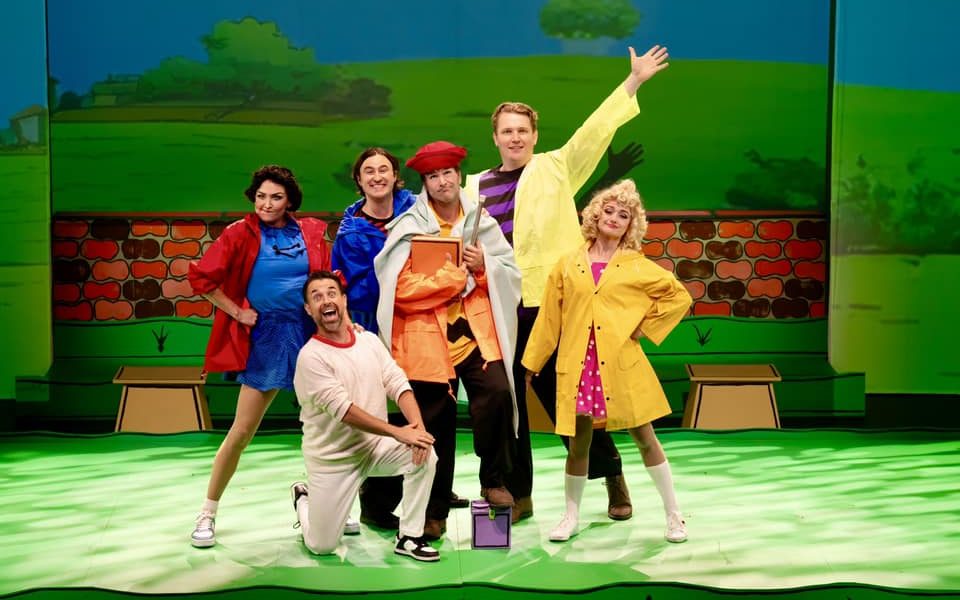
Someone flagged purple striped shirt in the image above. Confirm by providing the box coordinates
[478,166,524,246]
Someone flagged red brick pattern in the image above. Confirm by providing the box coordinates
[642,218,827,318]
[53,217,225,321]
[53,240,79,258]
[51,215,827,321]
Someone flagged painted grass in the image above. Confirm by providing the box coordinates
[0,154,51,396]
[0,265,51,398]
[14,316,833,419]
[2,430,958,594]
[830,254,960,394]
[833,83,960,191]
[49,57,828,213]
[0,155,49,266]
[45,314,826,363]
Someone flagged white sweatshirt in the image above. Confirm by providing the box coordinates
[293,330,413,472]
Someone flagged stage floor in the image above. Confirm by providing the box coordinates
[2,428,959,599]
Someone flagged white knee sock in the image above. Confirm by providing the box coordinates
[646,460,680,515]
[201,498,219,515]
[564,473,587,519]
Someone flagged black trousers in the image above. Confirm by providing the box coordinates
[360,348,515,521]
[506,304,623,499]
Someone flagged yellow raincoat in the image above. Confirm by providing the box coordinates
[522,244,691,436]
[466,85,641,308]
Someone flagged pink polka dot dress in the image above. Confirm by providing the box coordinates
[577,262,608,428]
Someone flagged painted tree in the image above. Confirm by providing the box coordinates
[198,18,339,101]
[136,18,390,116]
[836,150,960,254]
[726,150,826,211]
[540,0,641,40]
[138,18,336,102]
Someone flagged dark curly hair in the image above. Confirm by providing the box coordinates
[244,165,303,212]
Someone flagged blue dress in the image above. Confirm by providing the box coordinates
[232,220,315,391]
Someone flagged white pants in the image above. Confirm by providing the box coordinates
[298,436,437,554]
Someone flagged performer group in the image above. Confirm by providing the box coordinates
[186,44,692,562]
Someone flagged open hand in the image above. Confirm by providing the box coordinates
[607,142,645,175]
[629,45,669,85]
[411,445,431,466]
[395,423,435,448]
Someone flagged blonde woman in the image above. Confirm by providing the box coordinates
[522,179,692,543]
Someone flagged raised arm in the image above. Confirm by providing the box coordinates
[552,45,668,194]
[622,45,670,97]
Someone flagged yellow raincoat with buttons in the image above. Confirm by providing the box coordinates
[522,244,691,436]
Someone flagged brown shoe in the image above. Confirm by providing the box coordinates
[480,486,514,508]
[422,518,447,541]
[449,492,469,509]
[605,474,633,521]
[511,496,534,524]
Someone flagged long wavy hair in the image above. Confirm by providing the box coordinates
[579,179,647,251]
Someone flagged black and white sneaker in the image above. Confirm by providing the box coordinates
[394,534,440,562]
[290,481,308,527]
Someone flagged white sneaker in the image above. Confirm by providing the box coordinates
[549,514,579,542]
[191,512,216,548]
[343,516,360,536]
[665,511,687,543]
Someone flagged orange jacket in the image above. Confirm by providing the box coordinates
[390,259,502,383]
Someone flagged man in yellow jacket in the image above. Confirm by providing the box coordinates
[465,44,670,523]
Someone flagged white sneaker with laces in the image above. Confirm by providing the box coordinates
[665,511,687,543]
[343,516,361,536]
[191,512,216,548]
[549,514,579,542]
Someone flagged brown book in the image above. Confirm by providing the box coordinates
[410,235,462,275]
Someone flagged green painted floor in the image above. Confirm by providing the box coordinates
[1,429,958,597]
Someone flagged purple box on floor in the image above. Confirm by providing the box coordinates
[471,500,511,549]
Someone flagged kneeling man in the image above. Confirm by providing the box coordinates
[292,270,440,561]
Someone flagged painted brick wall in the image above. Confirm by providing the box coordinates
[643,217,827,318]
[51,214,827,321]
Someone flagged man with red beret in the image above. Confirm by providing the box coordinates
[374,141,521,541]
[464,45,671,525]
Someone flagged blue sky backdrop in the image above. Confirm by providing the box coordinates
[1,0,46,125]
[41,0,830,96]
[3,0,958,123]
[835,0,960,92]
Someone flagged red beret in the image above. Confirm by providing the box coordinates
[406,141,467,175]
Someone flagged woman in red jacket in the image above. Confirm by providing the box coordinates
[187,165,331,547]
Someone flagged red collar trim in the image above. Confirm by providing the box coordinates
[312,328,356,348]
